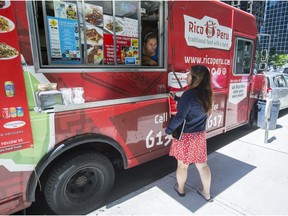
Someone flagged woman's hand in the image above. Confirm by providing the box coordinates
[166,134,174,140]
[169,91,176,99]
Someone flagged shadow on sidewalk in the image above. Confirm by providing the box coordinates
[104,152,256,214]
[278,108,288,118]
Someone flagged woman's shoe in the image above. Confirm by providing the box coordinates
[174,184,185,197]
[196,188,213,202]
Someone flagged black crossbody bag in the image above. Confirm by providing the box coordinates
[172,119,186,140]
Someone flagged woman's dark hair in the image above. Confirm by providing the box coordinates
[189,65,213,114]
[143,32,157,43]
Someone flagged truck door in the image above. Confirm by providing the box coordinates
[226,38,254,128]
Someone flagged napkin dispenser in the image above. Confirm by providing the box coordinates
[36,90,63,110]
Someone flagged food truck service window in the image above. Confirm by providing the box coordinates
[29,0,165,70]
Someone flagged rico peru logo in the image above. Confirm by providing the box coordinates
[184,15,232,50]
[188,19,229,40]
[205,20,216,38]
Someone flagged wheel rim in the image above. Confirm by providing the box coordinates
[65,167,103,202]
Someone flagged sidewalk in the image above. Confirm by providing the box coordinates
[90,112,288,215]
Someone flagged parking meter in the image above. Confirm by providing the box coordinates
[264,90,272,143]
[265,90,272,121]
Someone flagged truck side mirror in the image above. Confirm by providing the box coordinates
[261,49,268,61]
[259,63,267,71]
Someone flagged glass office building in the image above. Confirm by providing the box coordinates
[224,0,288,54]
[261,0,288,54]
[222,0,265,33]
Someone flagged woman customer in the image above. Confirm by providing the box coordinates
[142,32,158,66]
[165,65,214,202]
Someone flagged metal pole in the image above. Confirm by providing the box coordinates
[169,65,184,91]
[264,90,272,143]
[264,120,269,143]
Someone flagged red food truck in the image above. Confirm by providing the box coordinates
[0,0,266,214]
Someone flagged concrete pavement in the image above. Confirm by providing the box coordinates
[89,110,288,215]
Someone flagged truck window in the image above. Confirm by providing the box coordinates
[30,0,165,70]
[234,39,253,75]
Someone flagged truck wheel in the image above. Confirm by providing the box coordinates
[43,151,115,215]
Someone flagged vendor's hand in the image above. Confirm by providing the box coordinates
[142,56,158,66]
[169,91,176,99]
[149,59,158,66]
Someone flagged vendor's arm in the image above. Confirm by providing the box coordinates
[142,56,158,66]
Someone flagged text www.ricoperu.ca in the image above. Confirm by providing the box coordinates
[184,55,230,66]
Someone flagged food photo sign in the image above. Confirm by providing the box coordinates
[84,3,104,65]
[103,15,139,65]
[0,0,33,154]
[49,1,139,65]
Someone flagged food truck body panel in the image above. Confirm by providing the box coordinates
[0,0,264,214]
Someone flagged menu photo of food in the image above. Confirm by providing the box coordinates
[104,15,124,35]
[85,24,103,46]
[0,0,10,9]
[0,42,19,60]
[84,3,103,27]
[120,46,139,64]
[54,2,77,20]
[0,15,14,33]
[131,38,138,47]
[87,44,103,65]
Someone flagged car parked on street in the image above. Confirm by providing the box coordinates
[283,68,288,74]
[263,72,288,110]
[283,74,288,83]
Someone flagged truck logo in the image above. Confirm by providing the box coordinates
[4,121,26,129]
[205,20,216,38]
[184,15,232,50]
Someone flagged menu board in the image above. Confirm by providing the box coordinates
[0,1,33,154]
[46,2,81,64]
[103,15,139,65]
[47,16,81,64]
[48,1,139,65]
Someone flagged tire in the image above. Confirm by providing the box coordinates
[43,151,115,215]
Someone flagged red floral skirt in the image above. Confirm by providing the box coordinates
[169,131,207,165]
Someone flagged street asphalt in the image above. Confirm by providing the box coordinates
[89,110,288,215]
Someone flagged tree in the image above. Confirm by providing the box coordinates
[269,54,288,68]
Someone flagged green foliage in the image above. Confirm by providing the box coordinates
[269,54,288,68]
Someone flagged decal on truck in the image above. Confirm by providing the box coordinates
[184,55,230,66]
[184,15,232,50]
[228,82,248,104]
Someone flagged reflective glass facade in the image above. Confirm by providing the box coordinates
[261,0,288,54]
[222,0,265,32]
